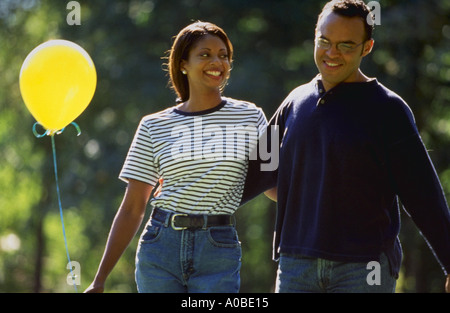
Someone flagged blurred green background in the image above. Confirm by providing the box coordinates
[1,0,449,293]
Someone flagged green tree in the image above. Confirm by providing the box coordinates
[1,0,449,293]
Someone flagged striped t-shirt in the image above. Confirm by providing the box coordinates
[119,97,267,215]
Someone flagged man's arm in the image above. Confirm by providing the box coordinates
[389,134,450,282]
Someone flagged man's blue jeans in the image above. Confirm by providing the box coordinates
[276,253,397,293]
[135,210,242,293]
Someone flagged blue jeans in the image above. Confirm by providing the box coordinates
[135,209,242,293]
[276,253,396,293]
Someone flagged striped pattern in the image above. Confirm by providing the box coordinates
[119,97,267,215]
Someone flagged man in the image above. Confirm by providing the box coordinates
[242,0,450,292]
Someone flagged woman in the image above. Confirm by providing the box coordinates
[85,21,267,293]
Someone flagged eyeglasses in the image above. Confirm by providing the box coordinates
[315,37,366,54]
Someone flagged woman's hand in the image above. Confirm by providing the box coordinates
[84,282,105,293]
[446,274,450,293]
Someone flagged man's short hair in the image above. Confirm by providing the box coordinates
[316,0,375,40]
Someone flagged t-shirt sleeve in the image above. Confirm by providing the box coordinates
[256,107,268,131]
[119,118,159,186]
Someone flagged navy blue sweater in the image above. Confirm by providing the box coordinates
[242,76,450,277]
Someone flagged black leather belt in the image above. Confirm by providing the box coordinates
[152,207,234,230]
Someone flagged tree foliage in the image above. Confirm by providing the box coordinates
[1,0,449,292]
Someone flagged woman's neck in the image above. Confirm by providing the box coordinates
[178,91,223,113]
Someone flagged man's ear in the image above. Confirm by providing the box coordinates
[362,39,374,57]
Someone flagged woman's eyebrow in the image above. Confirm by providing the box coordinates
[197,47,227,52]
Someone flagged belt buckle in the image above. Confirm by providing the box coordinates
[171,213,188,230]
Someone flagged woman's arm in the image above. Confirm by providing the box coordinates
[84,179,154,293]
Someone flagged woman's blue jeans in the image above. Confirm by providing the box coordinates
[276,253,397,293]
[135,210,242,293]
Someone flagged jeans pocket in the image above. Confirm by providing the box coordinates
[140,223,162,244]
[207,226,241,248]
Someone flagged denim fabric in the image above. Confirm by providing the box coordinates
[275,253,396,293]
[135,211,242,293]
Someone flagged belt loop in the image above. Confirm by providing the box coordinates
[163,210,171,228]
[202,215,208,230]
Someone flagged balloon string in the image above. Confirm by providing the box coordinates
[34,122,81,292]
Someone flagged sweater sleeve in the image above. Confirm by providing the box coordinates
[240,102,290,206]
[386,100,450,275]
[240,121,278,205]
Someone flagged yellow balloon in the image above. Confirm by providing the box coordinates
[20,39,96,133]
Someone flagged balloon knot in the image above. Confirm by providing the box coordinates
[32,122,81,138]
